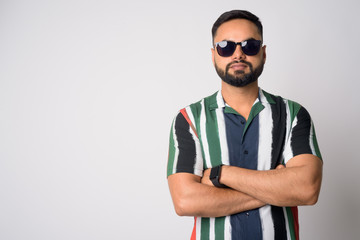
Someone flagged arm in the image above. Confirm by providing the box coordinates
[167,110,265,217]
[216,154,323,207]
[168,172,265,218]
[212,104,323,207]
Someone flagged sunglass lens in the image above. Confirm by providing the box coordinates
[216,41,236,57]
[242,40,261,56]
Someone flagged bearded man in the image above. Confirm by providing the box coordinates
[167,10,323,240]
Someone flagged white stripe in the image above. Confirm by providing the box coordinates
[216,107,229,165]
[257,103,275,239]
[224,216,232,240]
[282,100,292,164]
[196,217,201,240]
[259,205,274,240]
[309,121,316,155]
[284,99,292,142]
[216,90,226,108]
[257,104,273,171]
[199,99,212,168]
[186,105,197,133]
[209,218,216,240]
[185,106,204,176]
[259,88,270,104]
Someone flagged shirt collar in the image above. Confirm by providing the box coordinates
[208,87,275,111]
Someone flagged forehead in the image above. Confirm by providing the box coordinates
[214,19,261,42]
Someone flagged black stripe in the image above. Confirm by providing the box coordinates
[269,95,288,239]
[291,107,312,156]
[174,112,197,174]
[271,206,288,240]
[270,96,287,169]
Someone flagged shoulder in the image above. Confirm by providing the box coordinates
[178,91,220,117]
[189,91,219,109]
[260,89,308,119]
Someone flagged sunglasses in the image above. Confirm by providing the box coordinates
[215,39,262,57]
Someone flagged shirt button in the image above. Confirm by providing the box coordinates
[244,150,248,154]
[246,212,250,217]
[240,120,245,124]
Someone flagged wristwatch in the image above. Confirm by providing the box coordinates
[210,165,227,188]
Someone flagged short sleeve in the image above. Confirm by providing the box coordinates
[283,106,322,164]
[167,111,204,177]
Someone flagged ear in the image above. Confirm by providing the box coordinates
[211,48,215,66]
[262,45,267,64]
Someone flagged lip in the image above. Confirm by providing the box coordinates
[230,63,248,71]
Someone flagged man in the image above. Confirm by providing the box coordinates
[167,10,322,240]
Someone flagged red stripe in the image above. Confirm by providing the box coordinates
[291,207,299,240]
[190,217,197,240]
[180,108,198,138]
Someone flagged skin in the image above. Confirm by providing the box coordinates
[212,18,266,119]
[168,19,323,217]
[202,155,322,206]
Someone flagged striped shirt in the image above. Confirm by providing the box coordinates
[167,88,322,240]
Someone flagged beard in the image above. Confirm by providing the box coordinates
[215,59,264,87]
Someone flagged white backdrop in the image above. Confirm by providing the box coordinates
[1,0,359,239]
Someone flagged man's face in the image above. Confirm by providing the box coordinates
[212,19,266,87]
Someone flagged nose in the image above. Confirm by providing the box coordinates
[232,44,246,60]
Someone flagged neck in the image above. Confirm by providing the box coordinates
[221,81,259,120]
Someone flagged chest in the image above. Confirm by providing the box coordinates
[197,107,288,170]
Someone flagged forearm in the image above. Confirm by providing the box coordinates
[168,173,265,217]
[220,154,323,206]
[221,166,305,206]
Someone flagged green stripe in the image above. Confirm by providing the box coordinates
[201,218,210,240]
[285,207,296,240]
[287,100,301,123]
[215,217,225,240]
[167,121,176,176]
[224,106,238,115]
[262,89,276,104]
[205,103,222,167]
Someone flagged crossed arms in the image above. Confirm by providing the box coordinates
[168,154,322,218]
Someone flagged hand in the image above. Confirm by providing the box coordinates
[201,168,213,186]
[276,164,286,169]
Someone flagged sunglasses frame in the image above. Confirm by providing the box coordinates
[215,39,262,57]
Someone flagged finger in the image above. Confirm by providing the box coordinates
[276,164,285,169]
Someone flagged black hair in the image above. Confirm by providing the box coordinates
[212,10,263,44]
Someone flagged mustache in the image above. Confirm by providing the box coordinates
[226,60,253,71]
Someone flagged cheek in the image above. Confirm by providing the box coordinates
[214,56,228,68]
[248,56,263,67]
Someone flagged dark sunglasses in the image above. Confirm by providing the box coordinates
[215,39,262,57]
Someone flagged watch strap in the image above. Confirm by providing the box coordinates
[210,165,227,188]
